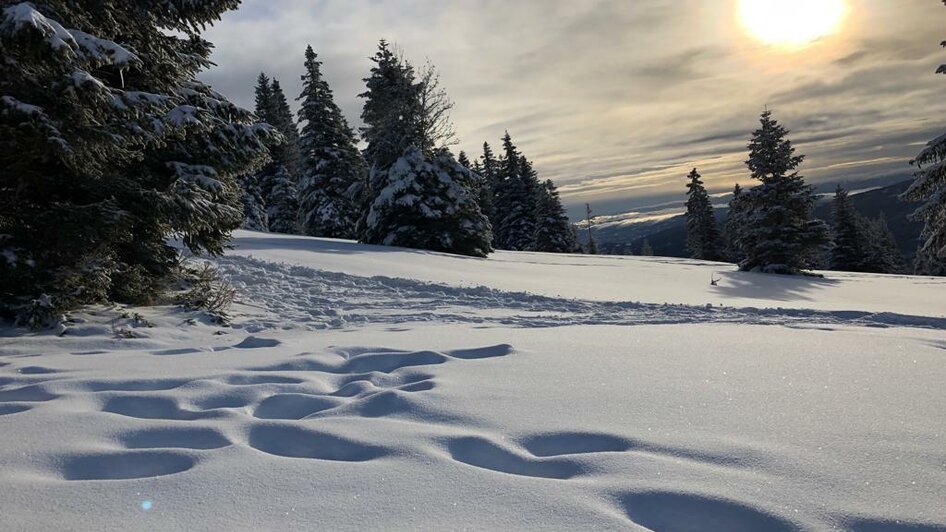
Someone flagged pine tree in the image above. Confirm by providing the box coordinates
[584,203,598,254]
[240,174,269,232]
[0,1,272,321]
[478,141,499,236]
[359,39,420,171]
[735,111,828,274]
[725,183,747,262]
[266,166,298,234]
[829,186,870,272]
[268,79,302,179]
[640,239,654,256]
[534,180,579,253]
[902,9,946,274]
[363,148,492,256]
[296,45,366,239]
[684,168,723,261]
[358,42,490,256]
[864,214,905,274]
[493,132,538,250]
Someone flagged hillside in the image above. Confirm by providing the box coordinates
[2,233,945,530]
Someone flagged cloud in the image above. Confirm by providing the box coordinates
[199,0,946,217]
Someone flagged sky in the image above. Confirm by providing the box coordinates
[200,0,946,218]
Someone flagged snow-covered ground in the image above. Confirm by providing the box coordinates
[2,231,945,531]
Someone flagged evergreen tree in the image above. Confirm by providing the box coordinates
[735,111,828,274]
[902,9,946,274]
[254,72,275,125]
[248,73,300,233]
[725,183,747,262]
[296,45,366,239]
[864,214,906,274]
[684,168,723,260]
[829,186,870,272]
[640,239,654,256]
[268,79,302,179]
[358,42,490,256]
[457,151,471,169]
[240,174,269,232]
[363,148,491,256]
[266,166,298,234]
[359,39,420,171]
[0,1,272,321]
[493,132,538,250]
[534,180,579,253]
[478,141,499,235]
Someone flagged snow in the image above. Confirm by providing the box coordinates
[229,230,946,318]
[2,232,945,530]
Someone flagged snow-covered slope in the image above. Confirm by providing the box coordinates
[2,232,945,531]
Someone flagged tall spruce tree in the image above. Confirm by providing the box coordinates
[902,6,946,274]
[255,78,301,233]
[534,180,579,253]
[478,141,499,236]
[735,111,828,273]
[0,1,272,322]
[684,168,723,260]
[268,79,301,179]
[725,183,746,262]
[359,40,419,170]
[359,41,490,256]
[296,45,365,239]
[864,214,905,274]
[493,132,538,250]
[829,186,870,272]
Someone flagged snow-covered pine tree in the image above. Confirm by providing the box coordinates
[296,45,366,239]
[255,78,301,233]
[902,10,946,274]
[534,180,579,253]
[359,42,490,256]
[240,174,269,231]
[265,165,299,234]
[684,168,723,261]
[829,186,870,272]
[0,1,272,321]
[363,148,492,256]
[493,133,538,250]
[736,111,828,274]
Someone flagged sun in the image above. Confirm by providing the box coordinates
[737,0,849,48]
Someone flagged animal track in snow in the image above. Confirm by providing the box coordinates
[248,424,391,461]
[446,436,583,480]
[121,427,232,450]
[61,451,196,481]
[101,396,225,421]
[616,491,795,532]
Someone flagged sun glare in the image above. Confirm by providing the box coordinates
[737,0,849,49]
